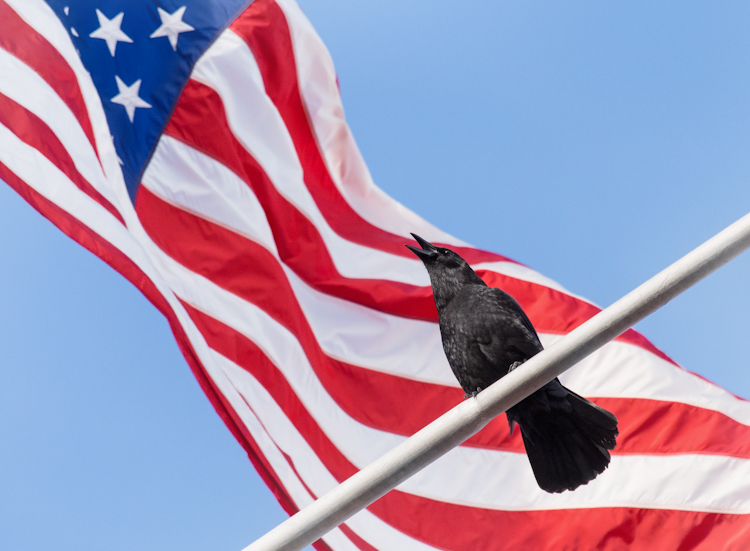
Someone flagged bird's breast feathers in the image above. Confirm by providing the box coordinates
[438,285,543,390]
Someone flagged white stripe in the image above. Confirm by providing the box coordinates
[288,261,750,421]
[273,0,465,248]
[134,251,403,459]
[6,0,132,214]
[190,30,438,286]
[472,261,575,295]
[143,135,279,256]
[0,48,115,204]
[556,334,750,424]
[283,265,455,384]
[204,353,363,551]
[405,445,750,513]
[211,350,441,551]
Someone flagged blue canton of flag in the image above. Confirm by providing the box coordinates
[44,0,251,201]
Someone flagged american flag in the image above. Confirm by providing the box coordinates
[2,0,749,549]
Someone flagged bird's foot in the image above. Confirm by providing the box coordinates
[508,361,524,372]
[464,386,483,399]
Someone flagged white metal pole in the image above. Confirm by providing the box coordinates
[243,212,750,551]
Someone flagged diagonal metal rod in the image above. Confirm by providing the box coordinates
[244,212,750,551]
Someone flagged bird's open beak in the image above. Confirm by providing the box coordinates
[406,233,439,261]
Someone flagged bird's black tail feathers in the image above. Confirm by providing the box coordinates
[510,382,619,494]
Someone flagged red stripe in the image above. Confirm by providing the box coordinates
[369,494,750,551]
[0,1,99,163]
[163,81,437,320]
[337,525,379,551]
[227,0,510,266]
[136,184,750,458]
[237,394,337,551]
[243,388,399,551]
[181,299,358,480]
[0,162,315,545]
[164,79,677,366]
[476,269,676,365]
[0,92,125,224]
[597,397,750,457]
[183,301,750,551]
[477,270,680,366]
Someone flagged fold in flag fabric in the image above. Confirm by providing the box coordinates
[2,1,749,549]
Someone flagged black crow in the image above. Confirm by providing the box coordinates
[407,234,618,493]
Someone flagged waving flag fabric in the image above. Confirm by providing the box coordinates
[2,1,749,549]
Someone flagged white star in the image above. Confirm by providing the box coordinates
[150,6,194,51]
[111,76,152,122]
[89,9,132,56]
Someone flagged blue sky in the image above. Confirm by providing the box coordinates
[1,1,749,550]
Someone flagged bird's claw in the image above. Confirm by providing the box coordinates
[508,361,523,372]
[464,386,483,399]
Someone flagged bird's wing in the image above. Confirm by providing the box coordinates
[516,304,541,342]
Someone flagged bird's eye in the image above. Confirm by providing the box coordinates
[442,249,450,255]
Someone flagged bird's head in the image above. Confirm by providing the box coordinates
[406,233,486,311]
